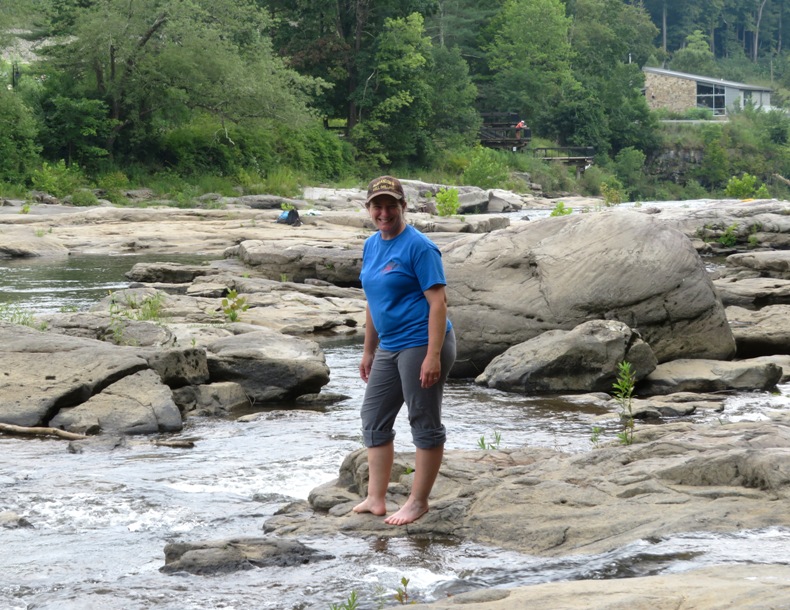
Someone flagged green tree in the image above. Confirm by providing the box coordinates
[485,0,575,123]
[670,29,717,74]
[428,45,480,148]
[0,89,40,183]
[696,124,730,188]
[43,0,324,162]
[351,12,435,167]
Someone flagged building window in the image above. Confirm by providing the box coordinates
[697,82,725,115]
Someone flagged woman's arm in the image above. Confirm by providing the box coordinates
[420,285,448,388]
[359,304,379,382]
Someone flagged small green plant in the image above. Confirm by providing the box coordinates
[330,590,359,610]
[550,201,572,216]
[20,203,30,214]
[435,187,460,217]
[393,577,413,605]
[590,426,604,448]
[280,273,288,282]
[221,289,249,322]
[612,361,636,445]
[0,303,37,327]
[600,182,623,206]
[69,189,100,207]
[280,201,296,212]
[477,430,502,450]
[748,233,760,248]
[34,228,46,237]
[718,223,738,247]
[30,160,85,198]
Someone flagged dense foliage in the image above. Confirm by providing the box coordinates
[1,0,790,201]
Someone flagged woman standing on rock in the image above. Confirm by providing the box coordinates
[353,175,456,526]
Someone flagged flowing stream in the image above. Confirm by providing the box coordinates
[1,253,789,610]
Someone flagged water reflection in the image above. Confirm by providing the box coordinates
[0,253,212,313]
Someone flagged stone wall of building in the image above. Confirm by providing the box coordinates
[644,73,696,113]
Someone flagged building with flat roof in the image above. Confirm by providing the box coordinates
[643,67,772,116]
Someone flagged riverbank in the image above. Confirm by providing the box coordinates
[2,188,790,607]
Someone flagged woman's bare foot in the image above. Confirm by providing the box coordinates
[384,498,428,525]
[352,497,387,516]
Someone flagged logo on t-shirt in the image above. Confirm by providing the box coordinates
[382,260,399,273]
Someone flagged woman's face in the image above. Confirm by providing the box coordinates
[367,194,406,239]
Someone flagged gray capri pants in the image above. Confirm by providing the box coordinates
[361,328,456,450]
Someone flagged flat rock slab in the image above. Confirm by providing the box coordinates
[264,417,790,559]
[406,564,790,610]
[161,537,333,575]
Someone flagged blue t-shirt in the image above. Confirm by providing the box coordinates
[360,224,452,351]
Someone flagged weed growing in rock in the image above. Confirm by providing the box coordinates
[0,304,38,327]
[613,361,636,445]
[435,187,459,217]
[477,430,502,450]
[221,289,249,322]
[393,577,413,604]
[329,590,359,610]
[718,223,738,247]
[590,425,604,448]
[550,201,572,216]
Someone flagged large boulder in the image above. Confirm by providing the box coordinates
[728,304,790,358]
[637,358,782,395]
[0,322,149,427]
[225,240,364,287]
[475,320,656,393]
[443,210,735,377]
[205,329,330,402]
[49,369,182,434]
[726,250,790,280]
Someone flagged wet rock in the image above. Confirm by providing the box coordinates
[714,276,790,307]
[0,321,150,427]
[172,381,251,416]
[264,418,790,559]
[638,358,782,395]
[225,240,364,286]
[0,511,34,529]
[125,262,216,283]
[444,211,734,376]
[0,236,69,258]
[726,305,790,358]
[407,565,790,610]
[476,320,656,393]
[40,311,175,347]
[49,369,182,435]
[160,537,333,575]
[206,329,330,402]
[726,250,790,280]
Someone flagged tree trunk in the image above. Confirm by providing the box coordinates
[753,0,769,62]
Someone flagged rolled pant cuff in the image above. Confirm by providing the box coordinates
[412,425,446,450]
[363,429,396,448]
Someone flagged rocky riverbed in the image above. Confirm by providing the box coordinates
[2,184,790,607]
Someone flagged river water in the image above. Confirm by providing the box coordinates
[1,253,789,610]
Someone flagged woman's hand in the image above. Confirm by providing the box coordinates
[359,351,375,383]
[420,353,441,388]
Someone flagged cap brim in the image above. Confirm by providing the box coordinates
[366,190,404,204]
